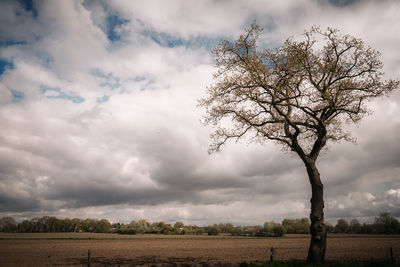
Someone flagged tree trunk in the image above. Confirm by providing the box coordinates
[305,159,327,263]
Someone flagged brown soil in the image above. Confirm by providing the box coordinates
[0,234,398,266]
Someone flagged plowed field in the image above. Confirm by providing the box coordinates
[0,234,399,266]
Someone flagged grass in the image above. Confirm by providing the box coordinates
[239,260,400,267]
[0,233,256,240]
[1,232,398,240]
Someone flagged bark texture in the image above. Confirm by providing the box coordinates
[305,160,326,263]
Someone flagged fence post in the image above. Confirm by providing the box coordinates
[390,247,394,263]
[270,247,275,262]
[88,249,91,267]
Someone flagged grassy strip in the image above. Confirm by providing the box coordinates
[239,260,400,267]
[0,233,399,241]
[0,237,260,241]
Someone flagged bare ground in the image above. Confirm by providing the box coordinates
[0,234,399,266]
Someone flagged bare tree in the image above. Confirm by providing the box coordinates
[199,24,399,263]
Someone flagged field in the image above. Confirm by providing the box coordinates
[0,233,399,266]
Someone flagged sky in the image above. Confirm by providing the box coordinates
[0,0,399,226]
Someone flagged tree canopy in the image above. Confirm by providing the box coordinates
[199,24,399,160]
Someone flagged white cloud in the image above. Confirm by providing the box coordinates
[0,0,399,224]
[326,189,400,222]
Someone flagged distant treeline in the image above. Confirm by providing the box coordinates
[0,212,398,236]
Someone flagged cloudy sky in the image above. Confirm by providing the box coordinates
[0,0,399,226]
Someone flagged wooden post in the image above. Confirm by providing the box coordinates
[390,247,394,263]
[270,247,275,262]
[88,249,91,267]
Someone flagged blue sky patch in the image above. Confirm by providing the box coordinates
[144,30,219,49]
[132,76,146,82]
[91,68,122,90]
[327,0,359,7]
[40,85,85,104]
[0,40,28,47]
[145,31,189,48]
[11,90,24,101]
[106,15,129,43]
[37,52,53,67]
[18,0,38,17]
[0,59,14,76]
[97,95,110,103]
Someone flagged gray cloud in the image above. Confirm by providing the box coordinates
[326,189,400,222]
[0,0,399,225]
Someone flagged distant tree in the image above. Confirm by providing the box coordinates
[272,225,287,237]
[71,218,82,232]
[244,225,262,236]
[111,222,120,233]
[199,23,399,263]
[36,216,48,232]
[282,218,310,234]
[147,224,157,234]
[195,227,205,235]
[18,220,33,232]
[218,223,234,233]
[137,219,150,233]
[374,212,400,234]
[299,218,311,234]
[207,225,221,235]
[282,219,295,233]
[335,219,349,233]
[47,217,59,232]
[87,219,98,232]
[174,221,184,229]
[174,221,185,234]
[160,227,171,235]
[360,222,374,234]
[230,226,244,236]
[262,222,274,235]
[62,218,74,232]
[0,217,17,232]
[349,219,361,233]
[152,221,172,234]
[94,219,111,233]
[392,219,400,234]
[261,221,287,237]
[81,220,89,232]
[325,222,334,233]
[117,224,137,235]
[155,221,166,229]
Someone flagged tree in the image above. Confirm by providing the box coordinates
[207,224,221,235]
[282,218,310,234]
[137,219,149,232]
[349,219,361,233]
[325,222,334,233]
[199,24,399,263]
[335,219,349,233]
[18,220,33,232]
[94,219,111,233]
[81,220,89,232]
[174,221,185,234]
[374,212,400,234]
[272,224,287,237]
[230,226,244,236]
[218,223,234,233]
[0,217,17,232]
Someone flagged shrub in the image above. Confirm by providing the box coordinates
[230,226,244,236]
[272,225,287,237]
[195,228,205,235]
[207,225,221,235]
[117,227,137,235]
